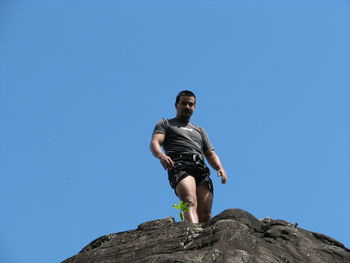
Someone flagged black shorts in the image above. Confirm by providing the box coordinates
[167,153,214,196]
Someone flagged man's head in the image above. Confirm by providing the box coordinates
[175,90,196,105]
[175,90,196,122]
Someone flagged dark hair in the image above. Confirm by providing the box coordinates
[175,90,196,104]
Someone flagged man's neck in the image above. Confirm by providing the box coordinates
[175,117,190,123]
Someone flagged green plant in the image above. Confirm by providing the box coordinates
[171,201,190,221]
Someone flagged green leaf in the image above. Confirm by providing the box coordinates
[171,201,190,221]
[182,202,189,209]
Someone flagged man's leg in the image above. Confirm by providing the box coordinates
[175,175,198,223]
[196,183,213,223]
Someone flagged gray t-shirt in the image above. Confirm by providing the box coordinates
[153,118,214,156]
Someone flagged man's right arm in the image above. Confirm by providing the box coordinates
[150,133,174,170]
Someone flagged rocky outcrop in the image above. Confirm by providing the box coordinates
[62,209,350,263]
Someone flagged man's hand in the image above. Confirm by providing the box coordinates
[159,155,175,170]
[150,133,175,170]
[217,169,228,184]
[204,150,228,184]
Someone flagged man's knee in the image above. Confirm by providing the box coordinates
[182,194,197,208]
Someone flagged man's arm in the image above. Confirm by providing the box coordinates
[150,133,174,170]
[204,150,228,184]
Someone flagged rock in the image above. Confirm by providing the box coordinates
[62,208,350,263]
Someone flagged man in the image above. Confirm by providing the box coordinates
[150,90,228,223]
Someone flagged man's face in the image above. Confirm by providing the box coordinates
[175,96,196,121]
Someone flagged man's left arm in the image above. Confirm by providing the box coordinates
[204,150,228,184]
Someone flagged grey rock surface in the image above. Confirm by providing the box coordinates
[62,208,350,263]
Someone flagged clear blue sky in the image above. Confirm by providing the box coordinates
[1,1,349,262]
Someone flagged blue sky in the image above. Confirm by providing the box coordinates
[1,1,349,262]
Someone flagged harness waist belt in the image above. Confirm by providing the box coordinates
[167,153,204,162]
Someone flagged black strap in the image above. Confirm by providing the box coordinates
[168,152,203,161]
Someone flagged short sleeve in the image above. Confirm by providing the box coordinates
[200,127,214,153]
[152,118,168,135]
